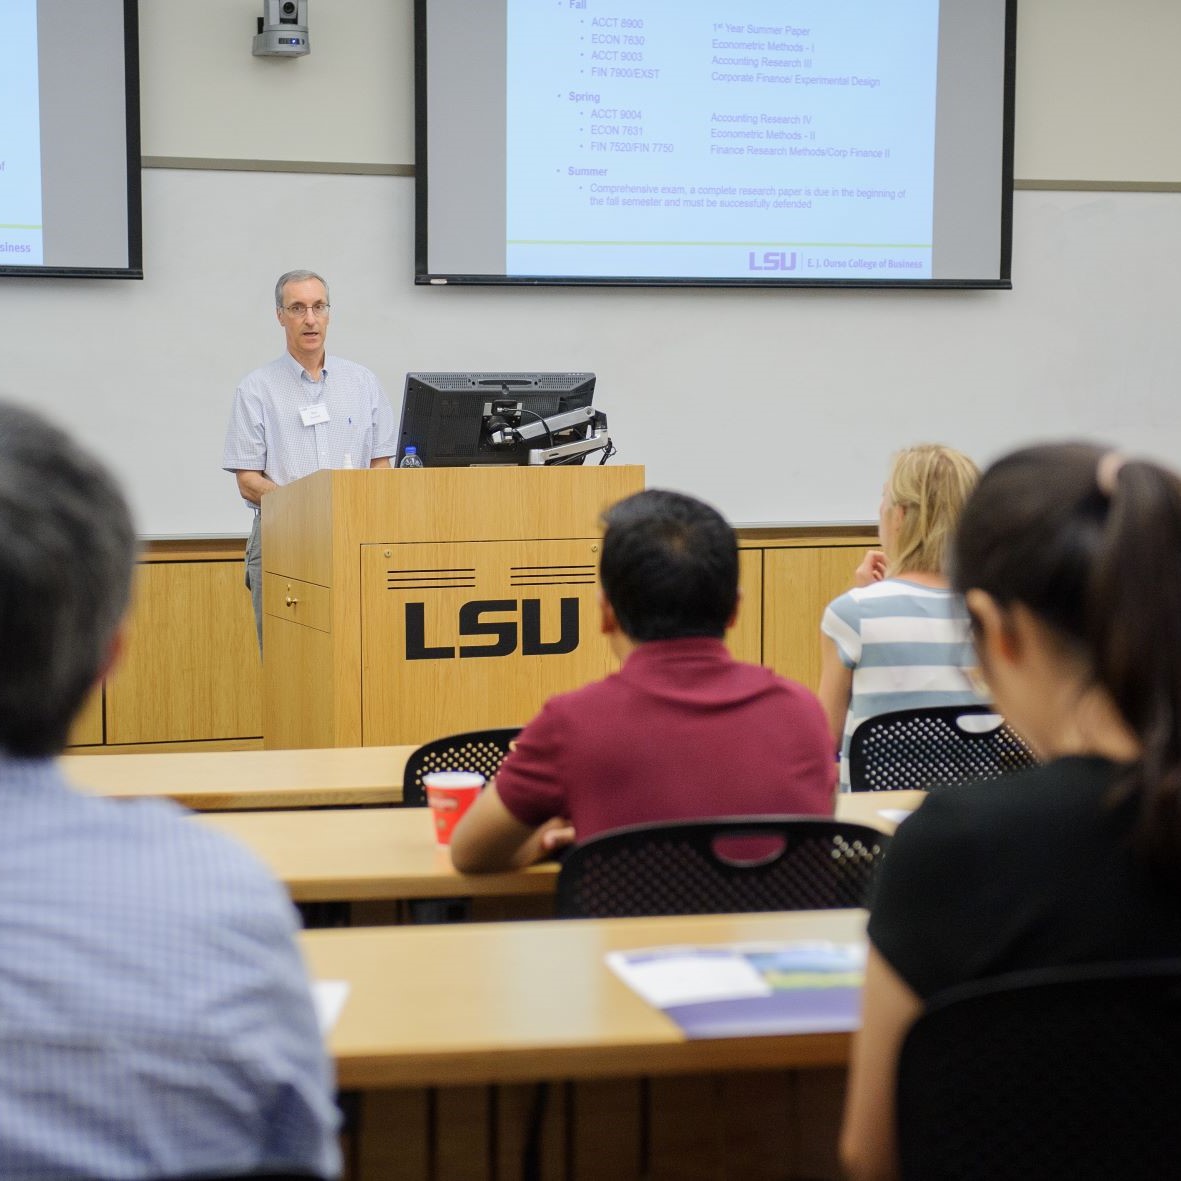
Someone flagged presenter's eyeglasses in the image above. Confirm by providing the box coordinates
[282,301,331,318]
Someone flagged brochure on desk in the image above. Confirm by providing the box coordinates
[606,941,865,1039]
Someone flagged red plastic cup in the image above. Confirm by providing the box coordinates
[424,771,485,847]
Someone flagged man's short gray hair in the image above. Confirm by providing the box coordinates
[0,402,137,756]
[275,269,330,308]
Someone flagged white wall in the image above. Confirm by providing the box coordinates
[1014,0,1181,182]
[2,0,1178,536]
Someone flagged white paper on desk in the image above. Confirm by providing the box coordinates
[607,941,867,1009]
[313,980,350,1035]
[877,808,915,826]
[607,947,772,1008]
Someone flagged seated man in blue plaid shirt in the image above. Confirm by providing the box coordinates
[0,401,340,1179]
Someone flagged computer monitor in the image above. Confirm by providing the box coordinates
[397,372,598,467]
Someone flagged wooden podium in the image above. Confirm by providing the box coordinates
[260,465,644,749]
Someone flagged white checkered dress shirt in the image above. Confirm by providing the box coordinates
[223,352,397,508]
[0,756,340,1178]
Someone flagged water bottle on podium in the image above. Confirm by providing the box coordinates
[399,445,424,469]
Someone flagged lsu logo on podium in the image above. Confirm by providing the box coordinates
[405,598,580,660]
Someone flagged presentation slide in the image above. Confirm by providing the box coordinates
[506,0,938,279]
[0,0,45,266]
[419,0,1013,287]
[0,0,139,279]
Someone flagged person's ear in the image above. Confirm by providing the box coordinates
[598,590,619,635]
[965,589,1020,664]
[95,621,127,686]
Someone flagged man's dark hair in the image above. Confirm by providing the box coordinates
[599,489,738,642]
[0,402,136,756]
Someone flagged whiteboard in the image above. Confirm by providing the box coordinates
[2,171,1178,535]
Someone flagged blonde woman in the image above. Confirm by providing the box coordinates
[818,444,982,789]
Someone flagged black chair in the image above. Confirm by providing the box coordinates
[401,726,521,807]
[400,727,521,923]
[847,704,1037,792]
[556,816,889,918]
[896,958,1181,1180]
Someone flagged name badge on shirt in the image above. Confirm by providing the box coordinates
[300,404,331,427]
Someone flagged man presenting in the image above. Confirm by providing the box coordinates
[0,401,339,1177]
[223,269,398,649]
[450,489,836,872]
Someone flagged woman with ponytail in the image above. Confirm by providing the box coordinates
[840,443,1181,1181]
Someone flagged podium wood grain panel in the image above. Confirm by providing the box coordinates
[263,614,336,749]
[362,538,613,744]
[106,561,261,744]
[260,474,334,587]
[263,573,331,632]
[262,466,644,748]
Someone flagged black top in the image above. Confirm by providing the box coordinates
[868,756,1181,999]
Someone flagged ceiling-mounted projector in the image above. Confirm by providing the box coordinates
[253,0,309,57]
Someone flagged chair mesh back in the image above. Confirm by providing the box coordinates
[847,705,1037,792]
[556,818,889,918]
[402,727,521,807]
[897,960,1181,1180]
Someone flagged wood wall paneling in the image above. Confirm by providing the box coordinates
[727,549,763,665]
[104,558,261,745]
[761,545,872,691]
[72,532,874,750]
[67,685,105,747]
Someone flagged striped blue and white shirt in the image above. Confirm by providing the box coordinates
[223,351,397,509]
[0,756,340,1179]
[821,579,982,789]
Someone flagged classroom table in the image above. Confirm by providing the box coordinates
[61,743,932,821]
[195,791,924,904]
[305,907,867,1088]
[61,744,415,810]
[305,909,865,1180]
[198,805,558,902]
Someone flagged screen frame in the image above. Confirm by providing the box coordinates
[414,0,1016,291]
[0,0,143,281]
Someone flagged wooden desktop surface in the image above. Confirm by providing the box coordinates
[302,908,867,1089]
[194,791,923,902]
[60,741,930,826]
[199,805,558,901]
[61,744,414,810]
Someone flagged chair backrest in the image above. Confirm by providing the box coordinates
[847,704,1037,792]
[401,726,521,807]
[897,959,1181,1180]
[556,817,889,918]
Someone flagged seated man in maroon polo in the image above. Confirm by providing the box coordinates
[450,489,836,872]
